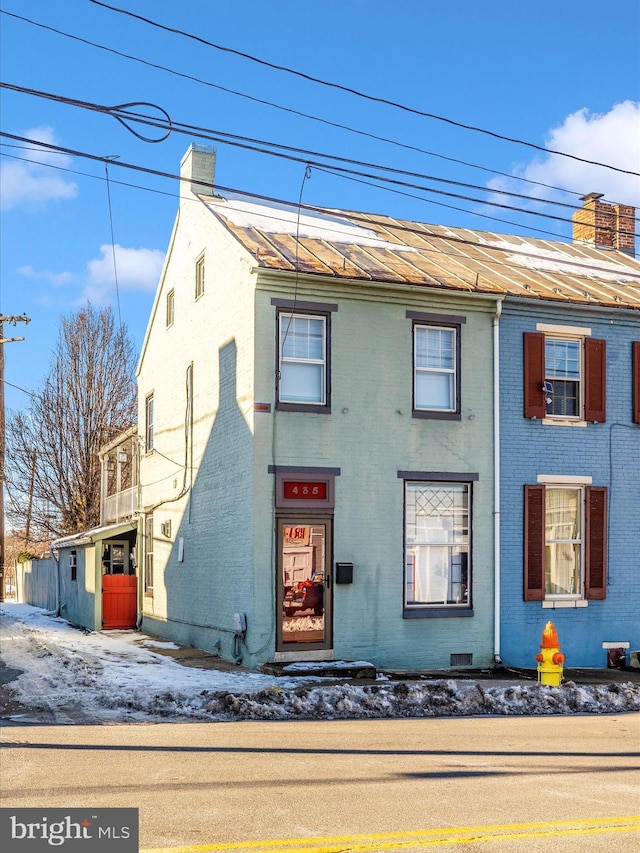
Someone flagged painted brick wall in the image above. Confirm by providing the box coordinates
[251,280,499,670]
[138,188,259,661]
[500,301,640,667]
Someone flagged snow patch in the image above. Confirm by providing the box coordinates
[1,604,639,723]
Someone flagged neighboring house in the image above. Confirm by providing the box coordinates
[51,427,139,631]
[137,146,503,670]
[499,195,640,667]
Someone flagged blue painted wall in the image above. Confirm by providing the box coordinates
[500,299,640,668]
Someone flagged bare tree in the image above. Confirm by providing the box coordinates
[6,305,137,539]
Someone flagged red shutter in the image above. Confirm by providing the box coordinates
[585,486,607,600]
[633,341,640,424]
[524,485,545,600]
[523,332,545,419]
[584,338,606,422]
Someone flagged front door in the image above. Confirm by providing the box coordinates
[277,518,332,651]
[102,540,137,629]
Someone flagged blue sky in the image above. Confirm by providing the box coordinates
[1,0,639,414]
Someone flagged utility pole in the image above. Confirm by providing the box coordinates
[0,314,31,601]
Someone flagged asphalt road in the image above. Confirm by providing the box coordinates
[1,714,639,852]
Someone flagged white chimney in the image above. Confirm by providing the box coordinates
[180,144,216,199]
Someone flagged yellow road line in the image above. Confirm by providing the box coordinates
[140,815,640,853]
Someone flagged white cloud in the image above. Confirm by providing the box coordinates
[0,126,78,211]
[18,265,76,286]
[83,244,165,304]
[486,101,640,216]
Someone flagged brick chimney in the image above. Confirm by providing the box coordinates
[572,192,636,256]
[180,144,216,199]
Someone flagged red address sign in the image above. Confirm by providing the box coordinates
[283,481,327,500]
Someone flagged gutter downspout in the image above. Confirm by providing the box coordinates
[493,299,503,666]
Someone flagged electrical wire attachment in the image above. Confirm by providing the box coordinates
[109,101,172,142]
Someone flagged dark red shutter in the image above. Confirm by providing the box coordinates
[524,485,545,600]
[523,332,545,419]
[633,341,640,424]
[585,486,607,600]
[584,338,606,422]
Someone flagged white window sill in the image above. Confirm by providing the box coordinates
[542,599,588,608]
[542,418,587,428]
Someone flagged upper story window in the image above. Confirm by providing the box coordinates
[545,337,580,416]
[145,393,154,452]
[166,288,175,328]
[403,477,475,615]
[407,311,464,420]
[195,254,205,300]
[278,313,326,405]
[524,325,606,423]
[415,325,456,411]
[271,299,337,413]
[524,479,607,603]
[144,513,154,596]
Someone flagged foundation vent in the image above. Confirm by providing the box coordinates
[450,653,473,667]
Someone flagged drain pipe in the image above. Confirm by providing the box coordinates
[493,299,503,667]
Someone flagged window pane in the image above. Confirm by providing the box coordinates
[546,338,580,379]
[281,316,324,360]
[545,543,581,594]
[545,488,580,539]
[280,361,324,403]
[547,379,579,417]
[415,371,454,410]
[416,327,454,369]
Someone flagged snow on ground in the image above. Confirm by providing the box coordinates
[1,603,639,724]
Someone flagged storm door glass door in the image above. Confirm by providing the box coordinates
[102,541,129,575]
[277,518,332,651]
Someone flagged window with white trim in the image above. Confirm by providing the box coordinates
[414,325,457,412]
[523,327,606,423]
[524,482,607,601]
[544,485,583,595]
[69,550,77,582]
[404,481,471,610]
[144,513,154,596]
[544,337,580,417]
[195,255,205,300]
[145,393,154,453]
[166,288,175,328]
[278,312,327,406]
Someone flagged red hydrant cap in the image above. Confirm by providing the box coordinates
[540,621,560,649]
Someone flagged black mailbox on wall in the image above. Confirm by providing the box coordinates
[335,562,354,584]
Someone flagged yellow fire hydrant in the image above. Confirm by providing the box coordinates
[535,621,565,686]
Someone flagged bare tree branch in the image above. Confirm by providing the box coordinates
[6,305,136,538]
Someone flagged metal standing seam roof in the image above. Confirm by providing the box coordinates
[204,195,640,310]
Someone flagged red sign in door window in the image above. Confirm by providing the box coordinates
[283,481,328,500]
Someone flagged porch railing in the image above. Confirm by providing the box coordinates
[102,486,137,525]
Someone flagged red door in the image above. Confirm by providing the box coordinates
[102,574,137,629]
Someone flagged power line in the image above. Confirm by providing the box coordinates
[0,145,595,242]
[0,7,592,200]
[2,133,638,287]
[5,82,635,236]
[4,380,36,399]
[89,0,640,178]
